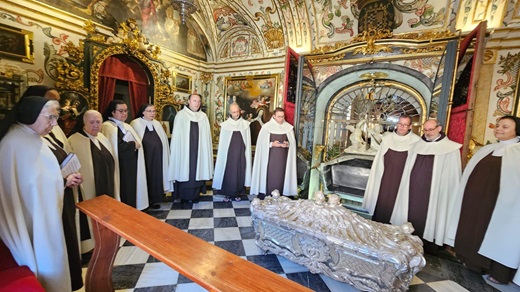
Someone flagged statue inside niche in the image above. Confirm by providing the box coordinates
[345,119,367,152]
[367,123,384,151]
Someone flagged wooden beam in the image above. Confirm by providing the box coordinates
[77,195,312,292]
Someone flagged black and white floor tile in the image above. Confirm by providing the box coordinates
[78,193,520,292]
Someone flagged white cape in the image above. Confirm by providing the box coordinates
[130,118,173,192]
[0,124,71,291]
[101,120,149,210]
[68,131,120,252]
[213,117,252,189]
[168,106,213,182]
[250,118,298,196]
[445,141,520,284]
[390,137,462,246]
[362,131,421,214]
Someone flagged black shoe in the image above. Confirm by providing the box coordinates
[149,203,161,209]
[192,199,199,204]
[180,199,188,204]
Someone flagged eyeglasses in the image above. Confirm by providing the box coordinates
[423,126,439,132]
[144,110,156,113]
[396,123,410,127]
[39,114,59,122]
[114,109,129,113]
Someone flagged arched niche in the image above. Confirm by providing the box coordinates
[308,63,433,196]
[55,20,173,123]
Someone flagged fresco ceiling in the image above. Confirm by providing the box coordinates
[34,0,501,63]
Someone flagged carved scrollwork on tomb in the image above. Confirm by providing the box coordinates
[251,192,426,291]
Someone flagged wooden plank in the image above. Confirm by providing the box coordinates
[77,195,312,292]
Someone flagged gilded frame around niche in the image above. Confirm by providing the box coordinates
[0,23,34,64]
[174,73,192,93]
[224,74,280,145]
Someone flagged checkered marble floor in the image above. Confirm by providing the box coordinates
[77,193,520,292]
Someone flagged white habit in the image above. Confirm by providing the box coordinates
[250,117,298,196]
[213,117,252,189]
[68,131,120,252]
[168,106,213,182]
[0,124,71,291]
[446,139,520,284]
[363,131,421,214]
[390,136,462,246]
[131,118,173,192]
[101,120,149,210]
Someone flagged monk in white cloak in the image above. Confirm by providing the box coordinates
[102,100,148,210]
[213,103,252,202]
[168,94,213,204]
[250,107,297,199]
[390,119,461,254]
[363,115,420,223]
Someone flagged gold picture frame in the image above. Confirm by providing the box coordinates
[224,74,280,145]
[0,23,34,64]
[174,73,192,93]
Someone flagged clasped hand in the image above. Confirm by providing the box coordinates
[66,172,83,188]
[273,140,289,148]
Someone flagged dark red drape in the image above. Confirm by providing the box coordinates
[128,82,148,116]
[98,55,149,116]
[98,76,116,116]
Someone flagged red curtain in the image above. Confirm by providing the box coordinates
[128,82,148,115]
[98,55,149,116]
[98,76,116,116]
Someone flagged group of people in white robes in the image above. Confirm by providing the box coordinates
[0,89,301,292]
[0,89,83,292]
[364,115,520,286]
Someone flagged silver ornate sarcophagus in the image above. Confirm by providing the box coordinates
[250,191,426,292]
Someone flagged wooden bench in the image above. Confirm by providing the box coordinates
[76,195,312,292]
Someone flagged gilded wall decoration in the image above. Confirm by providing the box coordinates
[313,0,452,46]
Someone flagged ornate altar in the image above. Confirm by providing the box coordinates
[251,192,426,292]
[53,19,176,132]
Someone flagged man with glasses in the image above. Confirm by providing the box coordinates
[390,119,461,254]
[363,115,420,224]
[102,100,149,211]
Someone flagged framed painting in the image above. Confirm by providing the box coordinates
[58,91,89,135]
[0,77,22,121]
[0,23,34,64]
[224,74,280,145]
[174,73,192,93]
